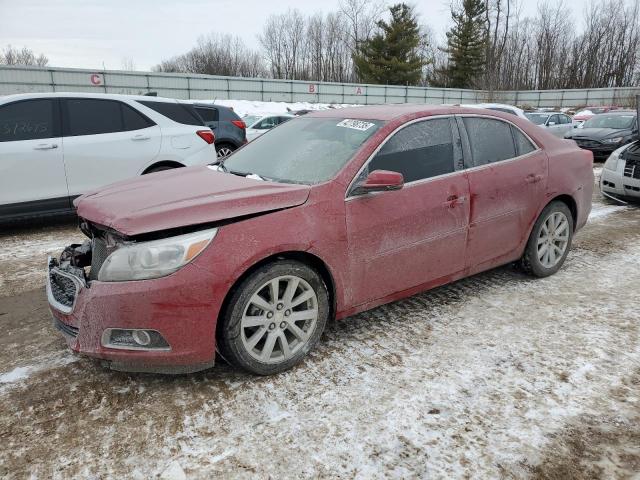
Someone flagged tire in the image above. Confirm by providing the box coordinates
[217,260,329,375]
[216,143,236,158]
[521,201,574,278]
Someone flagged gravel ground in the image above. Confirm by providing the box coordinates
[0,169,639,479]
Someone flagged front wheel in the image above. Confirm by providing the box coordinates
[217,260,329,375]
[521,201,574,278]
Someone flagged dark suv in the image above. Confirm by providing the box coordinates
[194,104,247,158]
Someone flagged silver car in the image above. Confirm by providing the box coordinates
[525,112,574,138]
[600,141,640,201]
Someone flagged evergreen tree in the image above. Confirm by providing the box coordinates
[439,0,487,88]
[353,3,426,86]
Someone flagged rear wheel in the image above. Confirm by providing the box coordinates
[216,143,236,158]
[144,165,178,174]
[217,260,329,375]
[521,201,574,277]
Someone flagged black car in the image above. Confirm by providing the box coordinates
[565,110,638,160]
[193,104,247,158]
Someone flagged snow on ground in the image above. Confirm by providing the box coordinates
[588,203,628,220]
[1,168,639,478]
[204,99,357,117]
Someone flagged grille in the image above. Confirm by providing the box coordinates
[574,139,600,149]
[90,237,109,280]
[49,269,77,308]
[623,157,640,179]
[54,317,79,338]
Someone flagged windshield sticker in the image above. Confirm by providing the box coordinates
[337,119,376,131]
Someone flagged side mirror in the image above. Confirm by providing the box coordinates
[352,169,404,195]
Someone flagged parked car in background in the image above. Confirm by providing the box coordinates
[572,106,620,128]
[525,111,574,137]
[48,105,592,375]
[600,140,640,201]
[0,93,216,222]
[244,114,294,141]
[564,111,638,160]
[193,103,247,158]
[464,103,529,120]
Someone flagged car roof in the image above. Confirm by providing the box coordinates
[306,104,529,122]
[0,92,185,103]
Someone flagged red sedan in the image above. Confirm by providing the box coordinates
[47,105,593,375]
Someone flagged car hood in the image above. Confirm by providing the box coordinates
[567,127,627,140]
[75,166,311,236]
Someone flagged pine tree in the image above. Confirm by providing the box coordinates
[439,0,487,88]
[353,3,426,86]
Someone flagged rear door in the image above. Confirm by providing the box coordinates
[0,98,70,216]
[458,115,547,270]
[345,117,470,306]
[62,98,161,197]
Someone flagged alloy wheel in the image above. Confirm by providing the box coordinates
[217,146,233,158]
[240,275,319,364]
[537,211,570,268]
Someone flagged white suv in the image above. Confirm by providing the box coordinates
[0,92,216,221]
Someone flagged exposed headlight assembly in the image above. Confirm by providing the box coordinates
[602,136,624,144]
[97,228,217,282]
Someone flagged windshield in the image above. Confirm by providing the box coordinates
[243,115,262,128]
[525,113,549,125]
[223,117,383,184]
[583,114,635,129]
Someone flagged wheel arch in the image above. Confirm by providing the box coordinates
[216,250,337,339]
[141,160,185,174]
[548,194,578,231]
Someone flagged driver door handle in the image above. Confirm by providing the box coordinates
[131,134,150,141]
[34,143,58,150]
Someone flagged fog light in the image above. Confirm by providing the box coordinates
[132,330,151,346]
[102,328,170,351]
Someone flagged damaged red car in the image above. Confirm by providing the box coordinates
[47,105,593,375]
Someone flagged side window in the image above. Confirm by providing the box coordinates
[137,101,203,126]
[548,114,560,125]
[560,115,571,124]
[368,118,455,183]
[257,118,276,129]
[0,99,57,142]
[122,104,155,131]
[462,117,516,166]
[196,108,218,123]
[511,126,536,156]
[65,99,123,136]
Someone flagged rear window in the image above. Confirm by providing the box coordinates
[0,99,57,142]
[463,117,516,166]
[64,99,155,136]
[138,101,203,126]
[219,107,240,121]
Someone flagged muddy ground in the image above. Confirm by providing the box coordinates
[0,168,639,479]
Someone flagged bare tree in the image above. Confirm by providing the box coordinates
[0,45,48,66]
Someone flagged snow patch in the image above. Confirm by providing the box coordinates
[588,204,628,220]
[197,99,357,117]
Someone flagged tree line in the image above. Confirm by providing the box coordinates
[155,0,640,90]
[3,0,639,91]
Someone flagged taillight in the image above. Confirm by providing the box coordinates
[196,130,215,144]
[231,120,246,129]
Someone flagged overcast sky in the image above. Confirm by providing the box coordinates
[0,0,584,71]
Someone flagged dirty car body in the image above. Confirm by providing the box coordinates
[48,105,593,374]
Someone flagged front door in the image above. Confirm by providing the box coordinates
[0,98,70,216]
[345,117,470,307]
[458,116,548,270]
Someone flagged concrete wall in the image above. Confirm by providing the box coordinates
[1,66,639,108]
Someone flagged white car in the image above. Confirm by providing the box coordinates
[244,114,294,142]
[524,112,574,137]
[0,92,217,221]
[463,103,529,120]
